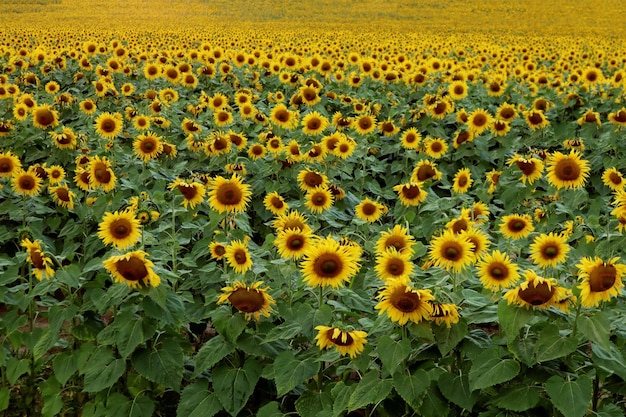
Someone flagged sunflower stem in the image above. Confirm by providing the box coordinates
[319,286,324,309]
[170,198,178,277]
[592,372,600,412]
[570,301,582,340]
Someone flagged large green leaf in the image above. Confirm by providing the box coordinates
[578,311,610,350]
[331,382,354,417]
[592,343,626,380]
[393,369,430,412]
[192,335,235,377]
[256,401,284,417]
[83,347,126,393]
[377,335,411,375]
[176,381,223,417]
[433,318,468,356]
[213,358,262,417]
[131,336,184,390]
[40,378,63,417]
[348,370,393,412]
[420,382,449,417]
[468,349,520,391]
[0,387,9,412]
[489,384,542,411]
[115,313,158,359]
[437,372,477,411]
[544,375,592,417]
[497,300,534,338]
[211,305,249,343]
[52,351,79,386]
[129,396,155,417]
[295,390,333,417]
[273,350,319,396]
[534,324,577,363]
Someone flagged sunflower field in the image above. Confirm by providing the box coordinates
[2,0,626,416]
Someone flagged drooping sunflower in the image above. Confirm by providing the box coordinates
[133,131,163,163]
[374,248,414,282]
[507,154,544,184]
[169,178,206,209]
[207,175,252,214]
[50,127,78,150]
[445,214,473,235]
[217,281,275,321]
[225,240,253,274]
[529,232,570,269]
[423,137,448,159]
[103,250,160,289]
[98,210,141,250]
[452,168,473,194]
[376,225,415,256]
[301,111,329,136]
[608,108,626,127]
[429,302,461,328]
[411,159,442,183]
[32,104,59,130]
[355,198,387,223]
[477,250,520,291]
[576,257,626,307]
[314,325,368,358]
[94,112,123,140]
[394,182,427,207]
[400,128,422,150]
[602,167,625,191]
[263,191,289,216]
[499,213,534,240]
[428,230,474,272]
[11,168,42,197]
[275,227,315,260]
[87,156,116,192]
[300,235,361,288]
[375,279,434,325]
[503,270,568,311]
[486,169,502,194]
[305,186,334,214]
[524,110,550,130]
[545,150,590,190]
[49,184,75,210]
[0,151,22,178]
[21,238,55,280]
[297,169,328,191]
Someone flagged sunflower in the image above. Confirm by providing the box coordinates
[577,257,626,307]
[169,178,206,209]
[448,80,468,100]
[464,202,490,224]
[353,114,377,135]
[181,118,202,135]
[73,168,92,191]
[486,169,502,194]
[524,110,550,130]
[270,103,297,129]
[263,191,289,216]
[94,112,123,140]
[0,151,22,178]
[577,108,601,126]
[209,241,227,260]
[376,225,415,255]
[429,302,461,328]
[529,232,570,269]
[133,132,163,163]
[394,182,427,206]
[225,240,253,274]
[491,120,511,136]
[301,111,329,136]
[546,150,590,190]
[460,227,490,260]
[608,108,626,127]
[379,118,400,136]
[503,270,568,311]
[452,168,472,194]
[32,104,59,130]
[49,184,75,209]
[452,130,474,149]
[49,127,78,150]
[375,248,413,282]
[273,210,311,233]
[305,186,334,214]
[333,136,356,159]
[297,169,328,191]
[79,99,97,115]
[499,213,534,239]
[466,109,492,136]
[314,325,368,358]
[428,230,474,272]
[275,227,315,260]
[355,198,387,223]
[98,210,141,250]
[300,236,361,289]
[13,103,29,121]
[11,168,42,197]
[399,128,422,150]
[507,154,544,184]
[477,250,520,291]
[214,110,233,127]
[87,156,116,192]
[21,238,55,280]
[103,250,160,289]
[247,143,267,160]
[217,281,275,321]
[602,167,625,191]
[422,137,448,159]
[375,279,434,325]
[207,175,251,214]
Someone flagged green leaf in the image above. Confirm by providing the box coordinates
[592,343,626,380]
[213,358,262,416]
[331,382,353,417]
[489,384,541,411]
[256,401,284,417]
[176,381,222,417]
[534,324,577,363]
[103,393,131,417]
[377,335,411,375]
[578,311,610,349]
[129,396,155,417]
[437,372,477,411]
[468,349,520,391]
[211,305,249,343]
[83,347,126,393]
[433,317,468,356]
[5,357,30,384]
[41,378,63,417]
[544,375,592,417]
[497,299,534,338]
[295,390,333,417]
[192,335,235,377]
[131,336,184,390]
[52,351,79,386]
[393,369,430,412]
[597,403,625,417]
[420,382,449,417]
[262,321,302,344]
[0,387,9,412]
[348,370,393,412]
[273,350,319,396]
[115,313,158,359]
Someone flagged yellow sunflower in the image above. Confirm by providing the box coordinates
[88,156,117,192]
[270,103,297,129]
[376,225,415,256]
[524,110,550,130]
[422,137,448,159]
[49,185,75,210]
[411,160,442,183]
[314,325,368,358]
[32,104,59,130]
[301,111,329,136]
[529,233,570,269]
[275,227,315,260]
[94,112,123,140]
[97,210,141,250]
[207,175,251,214]
[374,248,413,282]
[169,178,206,209]
[225,240,254,274]
[429,302,461,328]
[466,109,492,136]
[546,150,590,190]
[297,169,328,191]
[247,143,267,160]
[353,114,377,135]
[209,241,227,260]
[300,236,361,289]
[452,168,473,194]
[133,132,163,163]
[400,128,422,150]
[460,227,490,260]
[428,230,474,272]
[355,198,387,223]
[263,192,289,216]
[503,270,568,311]
[394,182,427,206]
[304,186,334,214]
[477,250,520,291]
[486,169,502,194]
[103,250,160,289]
[576,257,626,307]
[11,168,42,197]
[21,238,55,280]
[602,167,625,191]
[507,154,544,184]
[499,213,534,240]
[375,279,434,325]
[217,281,275,321]
[0,151,22,178]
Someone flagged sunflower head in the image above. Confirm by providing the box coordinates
[103,250,160,289]
[217,281,275,321]
[375,279,435,326]
[314,325,368,358]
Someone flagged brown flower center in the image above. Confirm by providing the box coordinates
[518,281,555,306]
[116,256,148,281]
[555,159,581,181]
[489,262,508,280]
[229,288,264,313]
[589,264,617,292]
[110,219,131,239]
[314,253,342,278]
[327,329,354,346]
[217,183,242,205]
[391,290,421,313]
[401,184,421,200]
